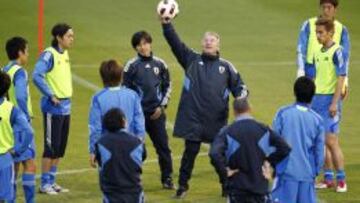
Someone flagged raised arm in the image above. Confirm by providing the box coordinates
[161,22,197,69]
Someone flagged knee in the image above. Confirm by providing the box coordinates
[24,160,37,173]
[326,136,339,149]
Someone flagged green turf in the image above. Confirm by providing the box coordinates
[1,0,359,202]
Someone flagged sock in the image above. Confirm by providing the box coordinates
[22,173,35,203]
[324,169,334,182]
[41,172,51,188]
[336,170,346,182]
[49,166,57,185]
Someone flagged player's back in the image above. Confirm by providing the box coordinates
[95,130,144,194]
[94,86,141,130]
[273,103,324,181]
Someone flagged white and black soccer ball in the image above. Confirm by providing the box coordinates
[157,0,179,21]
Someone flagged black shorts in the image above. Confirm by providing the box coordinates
[42,113,70,159]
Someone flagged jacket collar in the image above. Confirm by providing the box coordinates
[138,52,153,61]
[235,113,253,122]
[201,52,220,61]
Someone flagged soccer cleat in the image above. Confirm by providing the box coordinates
[336,180,347,193]
[173,186,187,199]
[315,180,335,189]
[162,178,176,190]
[39,184,58,195]
[52,183,70,193]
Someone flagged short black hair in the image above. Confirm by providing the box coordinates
[51,23,72,47]
[5,37,27,60]
[294,76,315,103]
[320,0,339,7]
[0,71,11,98]
[103,108,126,132]
[131,31,152,49]
[233,98,251,114]
[99,60,123,87]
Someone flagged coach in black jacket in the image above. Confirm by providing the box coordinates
[160,16,248,198]
[210,99,291,203]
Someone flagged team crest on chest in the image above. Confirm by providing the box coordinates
[219,66,225,74]
[153,67,160,75]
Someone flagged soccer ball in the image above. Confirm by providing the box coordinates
[157,0,179,21]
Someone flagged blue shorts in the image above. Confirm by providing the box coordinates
[13,138,36,163]
[272,177,316,203]
[0,163,15,201]
[311,95,342,134]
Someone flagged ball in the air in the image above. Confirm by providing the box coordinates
[157,0,179,21]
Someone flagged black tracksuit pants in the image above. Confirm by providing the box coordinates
[178,140,226,189]
[145,113,173,182]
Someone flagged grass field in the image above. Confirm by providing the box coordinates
[1,0,359,202]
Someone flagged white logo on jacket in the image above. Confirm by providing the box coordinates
[219,66,225,74]
[153,67,160,75]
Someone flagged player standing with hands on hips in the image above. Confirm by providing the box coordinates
[33,23,74,195]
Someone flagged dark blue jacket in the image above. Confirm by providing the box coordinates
[162,23,248,143]
[123,53,171,115]
[209,115,291,195]
[95,130,146,195]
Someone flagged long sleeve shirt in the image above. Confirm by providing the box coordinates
[88,86,145,154]
[272,103,325,181]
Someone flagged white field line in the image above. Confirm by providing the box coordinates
[30,152,209,179]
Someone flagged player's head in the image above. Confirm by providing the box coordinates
[202,31,220,56]
[5,36,29,65]
[294,76,315,104]
[99,59,123,87]
[233,98,251,116]
[0,71,11,98]
[51,23,74,50]
[103,108,127,132]
[320,0,338,20]
[131,31,152,57]
[315,18,335,45]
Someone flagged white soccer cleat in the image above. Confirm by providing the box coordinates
[39,184,58,195]
[315,180,335,189]
[336,181,347,193]
[52,183,70,193]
